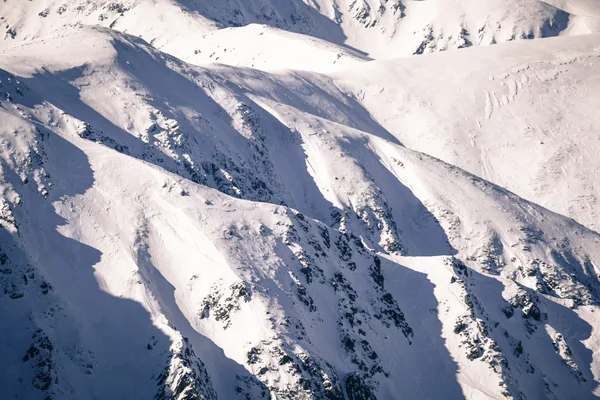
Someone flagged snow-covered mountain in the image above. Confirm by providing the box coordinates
[1,1,600,400]
[3,0,600,61]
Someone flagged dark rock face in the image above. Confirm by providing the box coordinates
[200,281,253,329]
[345,372,377,400]
[23,330,56,392]
[154,338,217,400]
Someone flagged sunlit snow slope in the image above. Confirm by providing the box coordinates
[1,2,600,400]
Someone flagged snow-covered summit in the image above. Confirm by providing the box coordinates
[1,2,600,400]
[2,0,600,61]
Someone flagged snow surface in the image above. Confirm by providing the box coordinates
[1,1,600,400]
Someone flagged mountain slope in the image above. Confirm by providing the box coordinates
[1,24,600,399]
[334,34,600,232]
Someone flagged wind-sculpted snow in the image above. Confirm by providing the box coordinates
[0,13,599,400]
[336,34,600,232]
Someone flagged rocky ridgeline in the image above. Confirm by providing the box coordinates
[447,243,595,399]
[196,206,415,398]
[0,71,52,207]
[76,102,277,205]
[1,0,579,60]
[154,337,217,400]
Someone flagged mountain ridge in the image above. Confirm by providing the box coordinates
[1,3,600,400]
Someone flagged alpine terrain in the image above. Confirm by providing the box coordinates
[1,1,600,399]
